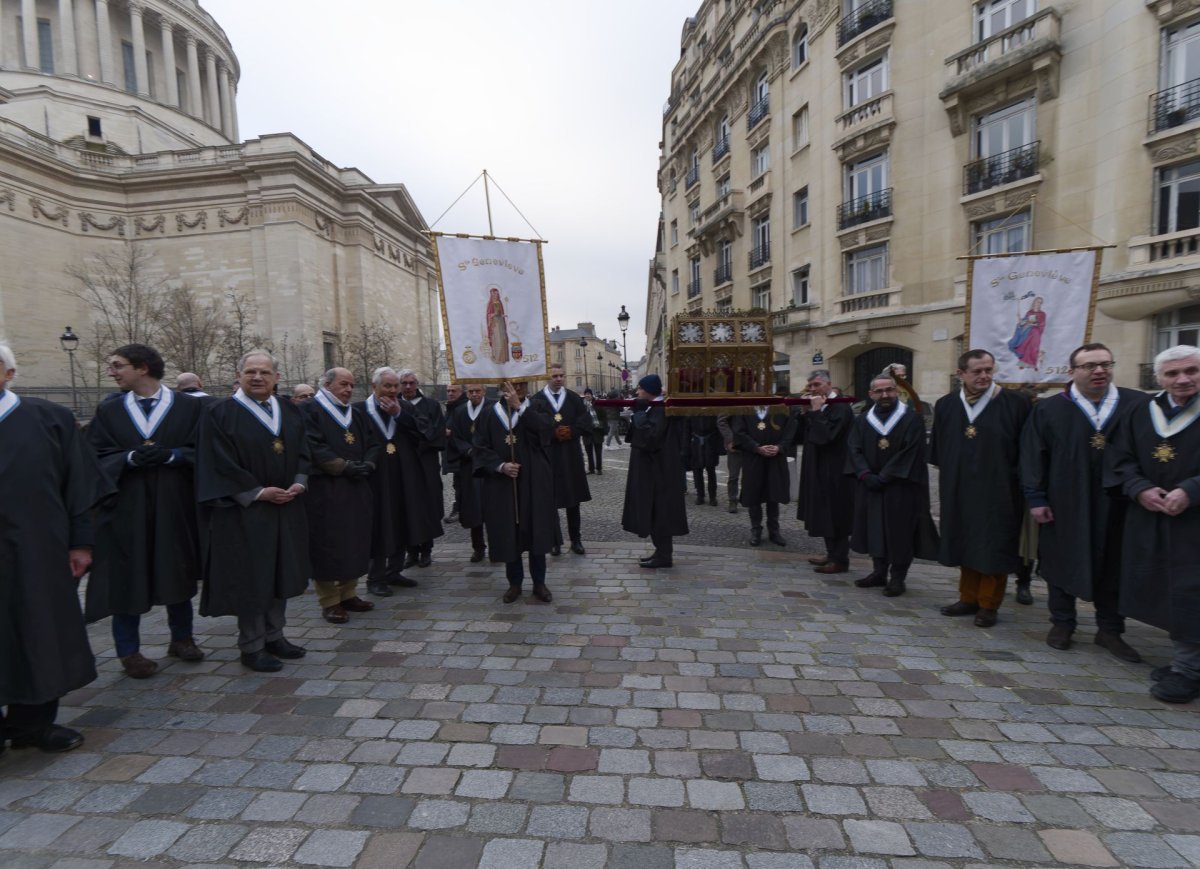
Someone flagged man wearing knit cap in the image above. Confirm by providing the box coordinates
[621,374,688,568]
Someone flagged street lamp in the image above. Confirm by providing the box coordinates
[617,305,630,393]
[579,336,588,390]
[596,352,603,391]
[60,326,80,416]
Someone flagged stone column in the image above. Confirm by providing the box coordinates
[21,0,38,70]
[58,0,79,75]
[160,17,177,106]
[218,62,233,139]
[185,33,202,117]
[204,47,220,128]
[129,1,149,96]
[95,0,114,84]
[228,76,239,141]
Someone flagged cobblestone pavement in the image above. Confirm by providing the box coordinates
[2,465,1197,868]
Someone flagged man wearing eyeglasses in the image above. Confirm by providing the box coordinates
[1021,344,1148,662]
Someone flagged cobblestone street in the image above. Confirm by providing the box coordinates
[2,458,1198,868]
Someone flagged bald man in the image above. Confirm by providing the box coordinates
[175,373,209,397]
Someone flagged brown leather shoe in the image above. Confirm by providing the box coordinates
[502,586,522,604]
[1095,631,1142,663]
[120,652,158,679]
[323,605,349,624]
[340,596,374,613]
[167,638,205,662]
[974,608,998,627]
[1046,623,1073,650]
[808,556,830,566]
[813,563,848,574]
[940,601,980,617]
[531,585,553,603]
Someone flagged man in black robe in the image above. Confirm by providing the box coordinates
[196,350,311,673]
[1021,343,1148,661]
[303,367,379,624]
[846,376,938,597]
[931,349,1030,628]
[687,415,724,506]
[356,367,416,597]
[1105,344,1200,704]
[1,343,100,753]
[175,372,209,397]
[473,381,556,602]
[582,389,606,475]
[532,364,592,556]
[444,383,466,522]
[87,343,206,679]
[622,374,688,568]
[448,383,492,562]
[796,369,855,573]
[731,406,797,546]
[396,369,445,569]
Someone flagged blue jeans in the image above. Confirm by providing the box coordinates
[111,601,194,657]
[505,553,547,588]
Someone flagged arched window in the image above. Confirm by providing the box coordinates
[792,26,808,68]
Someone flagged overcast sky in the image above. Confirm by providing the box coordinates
[204,0,699,363]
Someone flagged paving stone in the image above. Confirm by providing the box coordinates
[445,742,496,767]
[509,772,565,803]
[969,824,1052,862]
[568,775,625,805]
[241,791,307,821]
[1081,796,1158,830]
[401,767,460,795]
[802,784,867,815]
[906,822,985,859]
[654,750,702,778]
[962,791,1035,822]
[1103,832,1192,868]
[863,787,933,819]
[675,847,746,868]
[782,817,846,850]
[628,776,686,807]
[844,820,915,855]
[468,802,529,834]
[746,856,815,869]
[598,748,651,774]
[608,843,672,869]
[350,796,415,828]
[1038,829,1119,867]
[412,834,483,869]
[292,829,370,867]
[721,813,789,850]
[42,817,131,853]
[184,788,256,820]
[407,799,470,830]
[687,780,745,810]
[454,770,511,799]
[477,837,543,869]
[295,794,360,824]
[654,808,719,844]
[106,820,189,859]
[754,755,809,781]
[166,824,248,862]
[0,814,83,849]
[355,831,424,869]
[543,842,609,869]
[527,805,589,838]
[590,807,652,842]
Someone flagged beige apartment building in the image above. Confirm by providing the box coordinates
[653,0,1200,399]
[0,0,438,400]
[547,321,626,395]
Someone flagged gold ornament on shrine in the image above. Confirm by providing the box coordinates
[666,311,775,416]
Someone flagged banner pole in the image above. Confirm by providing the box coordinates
[483,169,495,237]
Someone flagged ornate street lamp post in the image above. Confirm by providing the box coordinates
[60,326,79,416]
[579,336,589,390]
[617,305,630,394]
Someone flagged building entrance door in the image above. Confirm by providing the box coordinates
[853,347,913,400]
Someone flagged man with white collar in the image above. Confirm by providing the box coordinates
[931,349,1031,628]
[0,343,101,754]
[622,374,688,568]
[302,367,379,624]
[175,372,209,397]
[394,369,445,569]
[847,376,938,597]
[472,380,556,602]
[796,369,855,573]
[1021,343,1148,661]
[87,343,207,679]
[1106,344,1200,703]
[730,403,797,546]
[447,383,492,562]
[196,350,311,672]
[531,364,592,556]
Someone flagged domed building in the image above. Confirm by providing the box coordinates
[0,0,437,397]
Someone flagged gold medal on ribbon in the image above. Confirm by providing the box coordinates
[1153,441,1176,463]
[878,437,890,450]
[386,442,396,455]
[344,431,355,445]
[756,421,767,431]
[1090,432,1106,451]
[470,424,475,434]
[964,425,977,439]
[143,439,155,445]
[553,413,563,423]
[505,433,518,446]
[272,438,284,454]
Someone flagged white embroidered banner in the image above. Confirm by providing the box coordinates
[433,235,549,383]
[966,249,1100,385]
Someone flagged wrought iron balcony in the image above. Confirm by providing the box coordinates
[837,188,892,230]
[747,96,769,131]
[749,242,771,270]
[714,262,733,285]
[687,279,702,299]
[712,134,730,163]
[685,165,700,190]
[963,142,1039,195]
[1150,77,1200,134]
[837,0,893,47]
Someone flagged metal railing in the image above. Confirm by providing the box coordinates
[963,141,1039,195]
[687,279,702,299]
[837,188,892,230]
[714,262,733,285]
[837,0,893,47]
[712,134,730,163]
[747,96,769,130]
[1150,77,1200,134]
[749,242,771,270]
[840,289,892,314]
[686,165,700,189]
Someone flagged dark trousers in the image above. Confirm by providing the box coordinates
[0,699,58,741]
[555,506,582,544]
[368,551,404,582]
[585,439,603,472]
[651,533,674,560]
[470,526,485,550]
[506,552,548,588]
[748,502,780,533]
[237,598,287,654]
[450,475,461,513]
[692,467,717,499]
[1047,581,1124,633]
[871,556,912,582]
[111,601,194,657]
[824,535,850,565]
[726,453,744,502]
[406,541,433,559]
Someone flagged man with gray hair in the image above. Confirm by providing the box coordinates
[196,349,311,672]
[1106,344,1200,703]
[291,383,315,403]
[0,343,102,753]
[796,369,855,573]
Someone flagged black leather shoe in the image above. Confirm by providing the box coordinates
[368,580,393,597]
[531,585,553,603]
[749,528,762,546]
[940,601,980,617]
[10,725,84,753]
[640,557,673,569]
[503,586,522,604]
[240,650,283,672]
[727,504,738,514]
[1015,582,1034,605]
[1095,631,1142,663]
[883,581,906,597]
[974,608,998,628]
[264,638,306,659]
[417,554,433,568]
[570,541,586,555]
[855,572,887,588]
[768,531,786,547]
[551,545,562,557]
[1151,665,1172,682]
[1046,623,1073,650]
[388,575,419,588]
[695,493,705,505]
[1151,671,1200,704]
[471,548,486,563]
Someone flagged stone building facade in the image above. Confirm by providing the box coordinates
[654,0,1200,399]
[547,322,626,395]
[0,0,437,392]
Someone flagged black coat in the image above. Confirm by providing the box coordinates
[686,416,726,471]
[930,387,1030,575]
[622,401,689,539]
[1021,387,1149,600]
[87,389,204,620]
[472,401,557,563]
[196,396,312,617]
[356,398,408,558]
[449,399,492,529]
[531,387,592,508]
[0,396,102,706]
[394,393,446,548]
[846,405,939,562]
[1104,394,1200,642]
[302,396,379,582]
[796,401,855,537]
[732,410,797,505]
